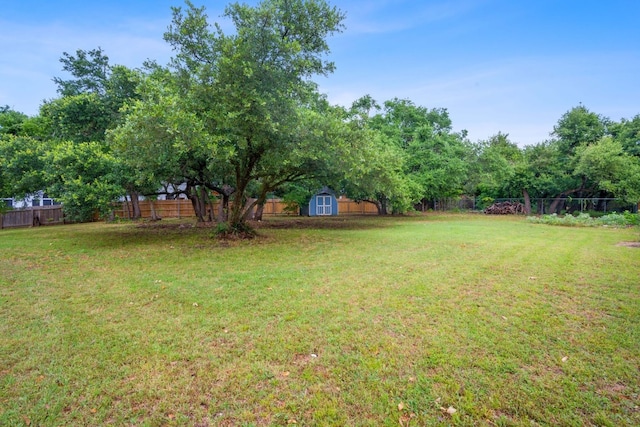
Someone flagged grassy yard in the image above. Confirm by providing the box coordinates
[1,214,639,426]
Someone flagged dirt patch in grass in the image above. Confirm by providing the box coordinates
[252,216,393,230]
[617,241,640,248]
[134,221,197,230]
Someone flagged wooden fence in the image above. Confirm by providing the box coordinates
[338,199,380,215]
[112,198,379,220]
[0,205,65,229]
[0,198,381,228]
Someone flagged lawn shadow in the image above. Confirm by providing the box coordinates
[60,215,398,250]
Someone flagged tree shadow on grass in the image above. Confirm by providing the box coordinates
[250,215,397,230]
[63,215,398,250]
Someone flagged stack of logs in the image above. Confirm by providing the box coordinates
[484,201,526,215]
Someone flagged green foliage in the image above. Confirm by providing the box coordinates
[108,79,220,192]
[280,184,313,213]
[552,104,608,155]
[611,114,640,157]
[53,48,110,96]
[135,0,347,226]
[0,199,10,215]
[341,96,470,214]
[0,135,49,199]
[212,219,257,238]
[527,211,639,227]
[623,210,640,225]
[40,93,112,143]
[0,106,28,136]
[575,136,640,204]
[45,141,122,222]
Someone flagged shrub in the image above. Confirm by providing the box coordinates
[213,221,257,239]
[527,211,639,228]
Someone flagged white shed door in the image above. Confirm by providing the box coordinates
[316,195,332,215]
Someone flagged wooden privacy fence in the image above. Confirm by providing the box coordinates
[0,198,381,228]
[338,199,380,215]
[0,205,65,229]
[112,198,379,220]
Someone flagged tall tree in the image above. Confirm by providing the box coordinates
[0,135,49,201]
[45,141,122,222]
[108,75,225,222]
[0,106,28,136]
[337,96,415,214]
[552,104,608,156]
[159,0,345,228]
[360,98,469,213]
[38,48,142,219]
[611,114,640,157]
[574,136,640,204]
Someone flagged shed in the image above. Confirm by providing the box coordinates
[307,187,339,216]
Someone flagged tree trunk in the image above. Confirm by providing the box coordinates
[251,186,270,221]
[218,193,229,222]
[229,174,252,227]
[548,196,564,214]
[207,197,215,222]
[149,199,161,221]
[254,203,265,221]
[187,185,206,222]
[130,191,142,219]
[241,198,258,221]
[198,186,212,222]
[122,197,131,219]
[522,189,531,215]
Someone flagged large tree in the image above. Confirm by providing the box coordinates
[574,136,640,205]
[336,96,415,215]
[467,133,524,205]
[37,48,143,220]
[0,107,50,202]
[347,97,470,213]
[543,105,612,212]
[160,0,345,228]
[108,75,226,222]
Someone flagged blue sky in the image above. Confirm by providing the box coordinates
[1,0,639,146]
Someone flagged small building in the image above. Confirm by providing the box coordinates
[3,192,57,209]
[306,187,339,216]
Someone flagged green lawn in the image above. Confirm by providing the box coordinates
[1,215,639,426]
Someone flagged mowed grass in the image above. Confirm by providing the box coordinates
[1,214,639,426]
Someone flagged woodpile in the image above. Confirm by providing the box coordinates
[484,201,525,215]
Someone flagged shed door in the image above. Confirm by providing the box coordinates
[316,195,332,216]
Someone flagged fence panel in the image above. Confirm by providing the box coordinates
[337,199,380,215]
[112,198,382,219]
[1,206,65,229]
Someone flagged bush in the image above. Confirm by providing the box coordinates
[598,213,628,227]
[527,211,640,228]
[623,210,640,226]
[213,221,257,239]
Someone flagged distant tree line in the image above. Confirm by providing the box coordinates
[1,0,639,229]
